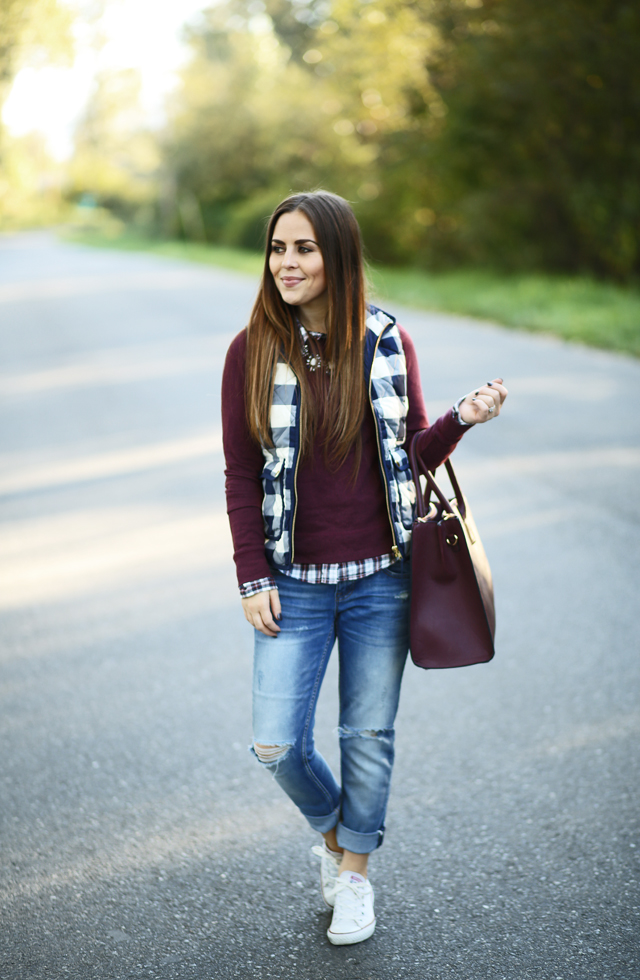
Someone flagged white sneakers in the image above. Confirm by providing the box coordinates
[326,871,376,945]
[311,842,376,944]
[311,842,342,907]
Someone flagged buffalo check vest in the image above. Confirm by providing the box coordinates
[259,306,416,569]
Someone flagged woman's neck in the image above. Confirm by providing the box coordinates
[296,295,328,334]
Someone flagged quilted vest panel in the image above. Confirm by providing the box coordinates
[260,307,416,568]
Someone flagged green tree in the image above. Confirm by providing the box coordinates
[0,0,73,107]
[0,0,74,227]
[425,0,640,278]
[163,0,640,278]
[164,5,379,246]
[68,68,161,223]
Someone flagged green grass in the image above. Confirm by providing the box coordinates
[370,266,640,358]
[62,227,640,357]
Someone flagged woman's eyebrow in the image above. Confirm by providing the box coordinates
[271,238,318,245]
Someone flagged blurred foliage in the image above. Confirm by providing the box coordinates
[149,0,639,280]
[67,68,161,224]
[160,0,438,255]
[0,129,66,227]
[426,0,640,279]
[0,0,74,228]
[0,0,73,102]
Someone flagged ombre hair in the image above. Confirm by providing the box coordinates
[245,191,368,467]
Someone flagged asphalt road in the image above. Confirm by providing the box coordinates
[1,232,638,980]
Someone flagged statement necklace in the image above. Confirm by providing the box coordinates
[299,324,328,373]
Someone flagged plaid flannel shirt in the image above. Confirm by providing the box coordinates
[239,553,396,597]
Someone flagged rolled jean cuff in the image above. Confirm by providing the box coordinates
[336,822,384,854]
[302,803,341,835]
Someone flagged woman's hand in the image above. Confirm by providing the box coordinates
[458,378,508,424]
[241,588,282,637]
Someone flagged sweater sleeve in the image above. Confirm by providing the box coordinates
[221,330,274,588]
[399,325,470,470]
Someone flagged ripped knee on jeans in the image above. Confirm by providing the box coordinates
[252,741,293,765]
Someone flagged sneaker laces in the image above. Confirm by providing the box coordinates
[332,876,369,918]
[311,844,341,866]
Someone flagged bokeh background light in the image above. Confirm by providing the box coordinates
[2,0,210,159]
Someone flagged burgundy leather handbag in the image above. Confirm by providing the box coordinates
[408,432,495,669]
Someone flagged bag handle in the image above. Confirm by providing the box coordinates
[409,430,467,521]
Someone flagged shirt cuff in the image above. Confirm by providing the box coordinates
[239,576,278,598]
[452,397,474,427]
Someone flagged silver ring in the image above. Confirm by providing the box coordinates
[488,405,495,413]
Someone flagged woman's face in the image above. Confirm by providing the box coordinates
[269,211,327,312]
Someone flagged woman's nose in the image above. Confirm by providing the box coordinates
[283,248,298,267]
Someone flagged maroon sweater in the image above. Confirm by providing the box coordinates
[222,326,469,588]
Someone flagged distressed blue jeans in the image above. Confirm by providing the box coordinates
[252,563,411,854]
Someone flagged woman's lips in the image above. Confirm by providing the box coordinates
[281,277,304,287]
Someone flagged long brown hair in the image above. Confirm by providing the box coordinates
[245,191,368,466]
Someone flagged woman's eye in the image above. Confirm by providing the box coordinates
[270,245,284,253]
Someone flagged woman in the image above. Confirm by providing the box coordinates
[221,190,507,946]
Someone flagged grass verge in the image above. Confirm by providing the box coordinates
[370,266,640,358]
[62,228,640,357]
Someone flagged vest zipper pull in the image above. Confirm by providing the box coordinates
[392,545,401,560]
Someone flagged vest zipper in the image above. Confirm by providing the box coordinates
[368,327,401,560]
[290,387,301,563]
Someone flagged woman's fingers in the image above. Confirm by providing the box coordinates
[489,378,509,404]
[270,588,282,621]
[459,379,508,424]
[241,590,281,637]
[476,386,500,415]
[253,613,279,637]
[255,611,280,637]
[257,592,281,637]
[459,388,495,423]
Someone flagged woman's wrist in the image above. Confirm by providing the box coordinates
[452,397,474,427]
[239,576,278,598]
